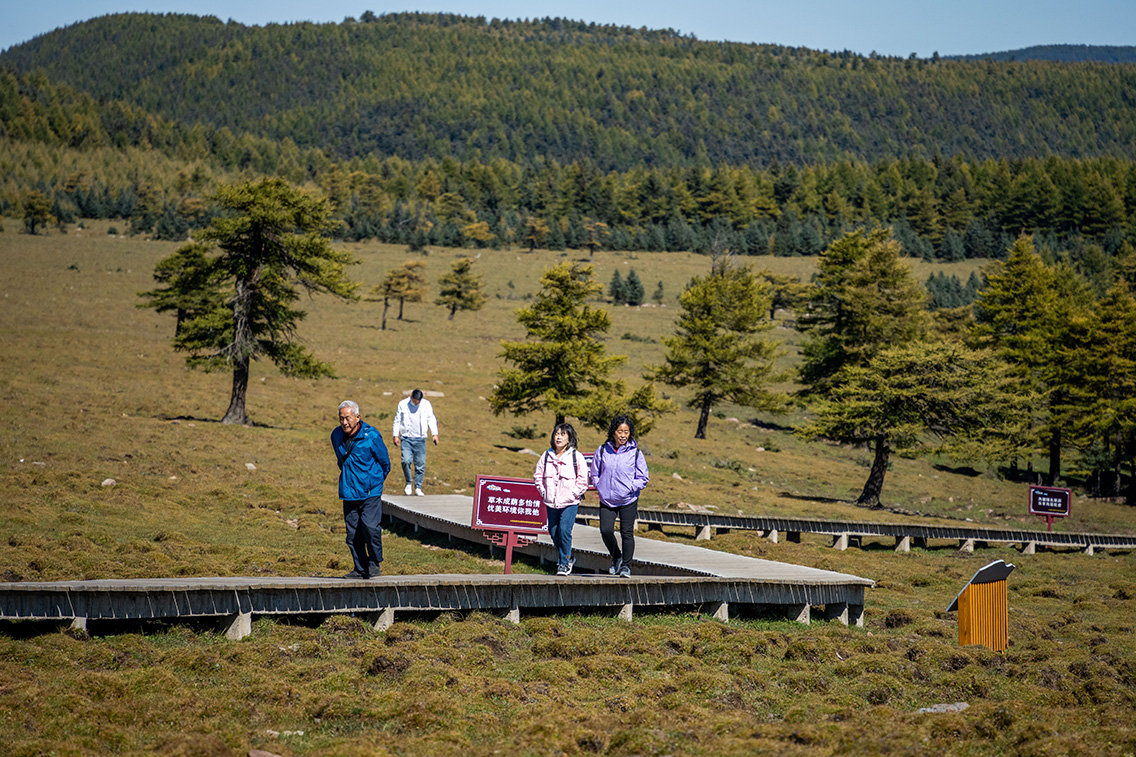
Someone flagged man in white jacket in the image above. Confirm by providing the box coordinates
[392,389,439,496]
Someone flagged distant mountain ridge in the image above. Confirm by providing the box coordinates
[946,44,1136,64]
[2,13,1136,169]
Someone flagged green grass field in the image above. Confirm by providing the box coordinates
[1,222,1133,755]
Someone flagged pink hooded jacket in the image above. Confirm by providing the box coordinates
[533,448,589,509]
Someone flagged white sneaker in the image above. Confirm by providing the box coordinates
[414,487,425,496]
[404,484,412,496]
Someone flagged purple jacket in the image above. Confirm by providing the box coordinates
[591,439,649,508]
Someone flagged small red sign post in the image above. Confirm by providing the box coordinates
[471,475,547,573]
[1028,485,1072,531]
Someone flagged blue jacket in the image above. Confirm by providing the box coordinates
[591,439,649,508]
[331,421,391,500]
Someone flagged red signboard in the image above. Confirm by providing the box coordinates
[472,475,547,533]
[1029,485,1072,531]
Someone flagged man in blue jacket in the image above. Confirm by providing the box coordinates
[332,400,392,579]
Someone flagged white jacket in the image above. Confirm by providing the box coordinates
[392,397,438,439]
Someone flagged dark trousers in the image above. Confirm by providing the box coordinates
[343,495,383,576]
[599,501,637,567]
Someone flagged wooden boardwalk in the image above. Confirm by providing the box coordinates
[575,505,1136,555]
[0,494,873,638]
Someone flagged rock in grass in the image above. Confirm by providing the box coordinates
[101,478,116,487]
[915,702,969,714]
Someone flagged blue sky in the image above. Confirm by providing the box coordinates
[3,0,1134,56]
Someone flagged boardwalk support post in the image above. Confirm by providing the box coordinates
[225,611,252,641]
[710,601,729,622]
[789,604,810,625]
[895,535,911,553]
[696,525,712,541]
[832,533,849,551]
[1021,541,1036,554]
[618,603,633,622]
[367,608,395,632]
[824,602,849,625]
[959,538,975,553]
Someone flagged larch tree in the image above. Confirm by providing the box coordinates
[523,216,550,252]
[798,228,929,395]
[971,235,1091,483]
[801,340,1030,506]
[796,228,931,503]
[137,242,225,337]
[371,260,427,329]
[22,190,53,234]
[654,254,786,439]
[143,177,358,425]
[1056,281,1136,501]
[435,256,486,320]
[490,261,670,433]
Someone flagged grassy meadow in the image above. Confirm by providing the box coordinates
[1,222,1134,755]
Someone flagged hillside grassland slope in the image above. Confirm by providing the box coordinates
[1,225,1134,755]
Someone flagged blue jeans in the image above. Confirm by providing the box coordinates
[546,504,578,567]
[343,495,383,576]
[400,437,426,488]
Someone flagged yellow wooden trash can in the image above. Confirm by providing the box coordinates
[946,559,1015,652]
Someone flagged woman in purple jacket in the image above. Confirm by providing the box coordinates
[591,414,649,577]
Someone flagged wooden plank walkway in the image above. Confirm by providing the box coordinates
[0,494,874,638]
[575,505,1136,556]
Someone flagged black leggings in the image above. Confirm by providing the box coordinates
[599,501,638,566]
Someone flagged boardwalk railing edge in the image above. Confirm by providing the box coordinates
[576,506,1136,553]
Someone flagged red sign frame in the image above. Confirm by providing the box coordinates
[471,475,547,533]
[1028,485,1072,531]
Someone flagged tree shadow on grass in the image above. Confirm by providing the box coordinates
[158,414,284,430]
[493,444,535,453]
[749,417,795,433]
[778,492,854,506]
[932,463,984,477]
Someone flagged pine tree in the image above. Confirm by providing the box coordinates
[146,177,358,425]
[435,256,486,320]
[625,268,645,306]
[651,280,665,305]
[654,255,786,439]
[608,270,626,304]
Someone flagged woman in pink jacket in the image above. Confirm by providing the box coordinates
[533,423,589,575]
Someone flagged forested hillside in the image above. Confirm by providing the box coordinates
[2,12,1135,295]
[949,44,1136,64]
[4,12,1136,168]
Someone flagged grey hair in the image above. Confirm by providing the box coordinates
[338,400,360,416]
